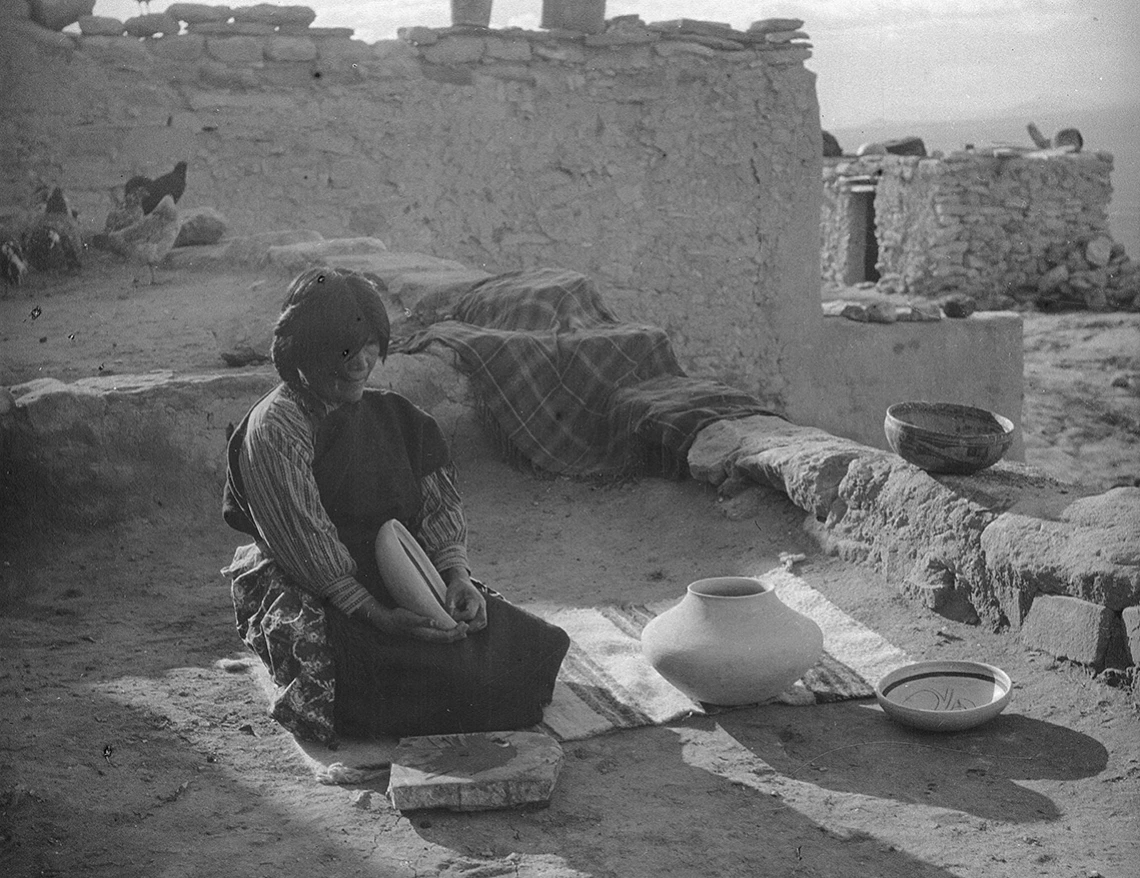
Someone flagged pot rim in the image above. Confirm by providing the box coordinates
[686,576,773,599]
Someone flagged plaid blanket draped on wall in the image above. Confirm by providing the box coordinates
[396,268,776,478]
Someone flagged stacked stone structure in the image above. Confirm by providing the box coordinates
[822,151,1140,310]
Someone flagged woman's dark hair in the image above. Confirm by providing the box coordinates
[271,266,391,387]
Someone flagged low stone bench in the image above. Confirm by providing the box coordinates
[688,415,1140,671]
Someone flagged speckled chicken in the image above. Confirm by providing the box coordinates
[1,239,28,294]
[104,186,146,234]
[91,194,181,285]
[22,187,84,272]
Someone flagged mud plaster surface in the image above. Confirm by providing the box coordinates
[1,260,1138,877]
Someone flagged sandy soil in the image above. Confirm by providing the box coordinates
[1,259,1138,878]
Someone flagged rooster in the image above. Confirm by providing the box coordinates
[22,187,84,272]
[91,194,181,285]
[124,161,187,216]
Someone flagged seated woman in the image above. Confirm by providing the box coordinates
[222,266,570,746]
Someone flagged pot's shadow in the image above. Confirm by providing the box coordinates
[717,700,1108,822]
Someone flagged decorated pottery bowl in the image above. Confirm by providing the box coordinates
[884,401,1015,474]
[876,660,1012,732]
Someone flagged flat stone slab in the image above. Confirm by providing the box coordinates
[387,731,563,812]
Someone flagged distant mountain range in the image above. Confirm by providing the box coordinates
[828,102,1140,258]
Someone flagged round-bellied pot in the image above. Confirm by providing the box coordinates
[640,576,824,706]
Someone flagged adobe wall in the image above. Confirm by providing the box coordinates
[822,152,1132,308]
[0,12,822,415]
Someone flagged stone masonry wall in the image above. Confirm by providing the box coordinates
[822,153,1138,310]
[0,7,823,414]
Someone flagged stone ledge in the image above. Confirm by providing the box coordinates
[688,414,1140,669]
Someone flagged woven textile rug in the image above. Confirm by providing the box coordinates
[282,569,911,783]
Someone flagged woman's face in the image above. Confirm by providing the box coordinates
[301,340,381,405]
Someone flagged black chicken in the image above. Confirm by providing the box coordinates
[22,186,84,273]
[124,160,188,215]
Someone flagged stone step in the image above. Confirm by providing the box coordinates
[387,731,563,812]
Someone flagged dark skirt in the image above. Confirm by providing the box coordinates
[227,543,569,743]
[326,594,569,738]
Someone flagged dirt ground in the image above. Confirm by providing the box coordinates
[1,259,1139,878]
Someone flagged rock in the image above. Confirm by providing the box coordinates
[165,2,232,24]
[77,14,124,35]
[220,229,324,266]
[173,207,228,247]
[1123,606,1140,665]
[1038,263,1069,294]
[981,486,1140,616]
[895,304,942,322]
[1020,595,1114,668]
[28,0,93,30]
[653,19,734,38]
[733,437,865,521]
[764,30,809,44]
[387,731,563,812]
[822,130,842,158]
[856,142,887,157]
[231,3,316,27]
[124,12,180,37]
[940,294,976,318]
[397,26,438,45]
[883,136,926,157]
[1085,236,1114,268]
[748,17,805,34]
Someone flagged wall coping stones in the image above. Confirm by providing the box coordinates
[40,12,816,73]
[124,12,180,37]
[166,3,234,24]
[76,14,125,35]
[230,3,316,27]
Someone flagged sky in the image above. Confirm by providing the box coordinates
[91,0,1140,128]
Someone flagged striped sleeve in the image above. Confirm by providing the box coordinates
[418,463,470,575]
[238,400,374,616]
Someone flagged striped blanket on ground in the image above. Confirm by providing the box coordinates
[395,267,774,478]
[285,569,911,782]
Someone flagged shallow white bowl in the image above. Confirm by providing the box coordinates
[375,519,456,629]
[875,660,1012,732]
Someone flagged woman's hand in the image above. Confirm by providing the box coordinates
[443,568,487,633]
[359,600,468,643]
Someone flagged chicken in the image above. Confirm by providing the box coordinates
[91,194,181,285]
[124,161,188,215]
[1,239,28,294]
[22,186,84,272]
[104,186,146,234]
